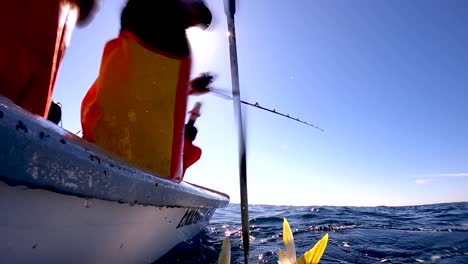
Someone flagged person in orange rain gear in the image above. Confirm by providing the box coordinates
[0,0,99,118]
[81,0,212,180]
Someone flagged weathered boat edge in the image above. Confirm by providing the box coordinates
[0,95,229,208]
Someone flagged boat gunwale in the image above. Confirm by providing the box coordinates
[0,95,229,208]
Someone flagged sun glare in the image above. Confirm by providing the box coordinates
[186,27,218,67]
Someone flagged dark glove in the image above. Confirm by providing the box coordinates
[185,120,198,141]
[188,72,215,95]
[70,0,100,26]
[47,101,62,125]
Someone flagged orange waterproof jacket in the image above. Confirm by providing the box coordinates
[81,30,190,179]
[0,0,78,117]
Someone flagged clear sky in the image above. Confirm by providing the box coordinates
[54,0,468,206]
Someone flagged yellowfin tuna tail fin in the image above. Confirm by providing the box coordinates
[297,233,329,264]
[218,237,231,264]
[278,218,298,264]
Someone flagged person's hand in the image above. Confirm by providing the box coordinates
[188,72,216,95]
[70,0,100,26]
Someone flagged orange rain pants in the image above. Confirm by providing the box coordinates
[81,31,190,180]
[0,1,78,117]
[181,138,202,179]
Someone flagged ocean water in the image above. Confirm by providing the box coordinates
[156,202,468,264]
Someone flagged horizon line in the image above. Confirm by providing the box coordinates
[227,200,468,208]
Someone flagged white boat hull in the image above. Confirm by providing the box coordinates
[0,95,229,263]
[0,181,215,264]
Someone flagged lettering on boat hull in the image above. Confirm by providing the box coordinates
[176,208,215,229]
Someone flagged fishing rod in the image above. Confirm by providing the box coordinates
[209,88,325,132]
[224,0,250,263]
[191,75,323,131]
[241,101,324,132]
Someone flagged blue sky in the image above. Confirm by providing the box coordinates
[54,0,468,206]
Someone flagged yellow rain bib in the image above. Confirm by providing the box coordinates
[81,31,190,179]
